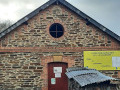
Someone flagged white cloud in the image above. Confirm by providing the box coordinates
[0,3,20,21]
[26,4,34,10]
[0,0,49,22]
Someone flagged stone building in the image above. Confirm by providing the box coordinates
[0,0,120,90]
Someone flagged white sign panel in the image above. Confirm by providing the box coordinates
[112,57,120,67]
[55,73,61,78]
[51,78,56,84]
[54,67,62,73]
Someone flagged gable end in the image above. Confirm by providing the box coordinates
[0,0,120,43]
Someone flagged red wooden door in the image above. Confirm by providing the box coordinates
[48,62,68,90]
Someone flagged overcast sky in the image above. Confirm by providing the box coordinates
[0,0,120,36]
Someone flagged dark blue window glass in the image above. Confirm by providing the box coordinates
[49,23,64,38]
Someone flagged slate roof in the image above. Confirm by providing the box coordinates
[0,0,120,42]
[66,67,116,87]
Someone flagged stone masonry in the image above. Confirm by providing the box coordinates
[0,5,119,48]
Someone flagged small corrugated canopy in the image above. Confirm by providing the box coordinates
[66,67,116,87]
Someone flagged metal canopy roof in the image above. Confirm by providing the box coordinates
[0,0,120,42]
[66,67,115,87]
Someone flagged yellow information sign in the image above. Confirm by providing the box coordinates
[84,51,120,70]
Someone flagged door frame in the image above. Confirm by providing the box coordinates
[40,56,75,90]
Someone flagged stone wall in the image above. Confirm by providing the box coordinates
[0,52,42,89]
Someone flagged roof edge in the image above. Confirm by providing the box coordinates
[0,0,56,38]
[0,0,120,42]
[58,0,120,42]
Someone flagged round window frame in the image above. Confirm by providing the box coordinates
[49,23,64,38]
[46,19,68,41]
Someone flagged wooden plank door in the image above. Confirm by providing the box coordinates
[48,62,68,90]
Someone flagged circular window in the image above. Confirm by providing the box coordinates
[49,23,64,38]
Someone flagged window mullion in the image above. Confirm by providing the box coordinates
[56,24,57,38]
